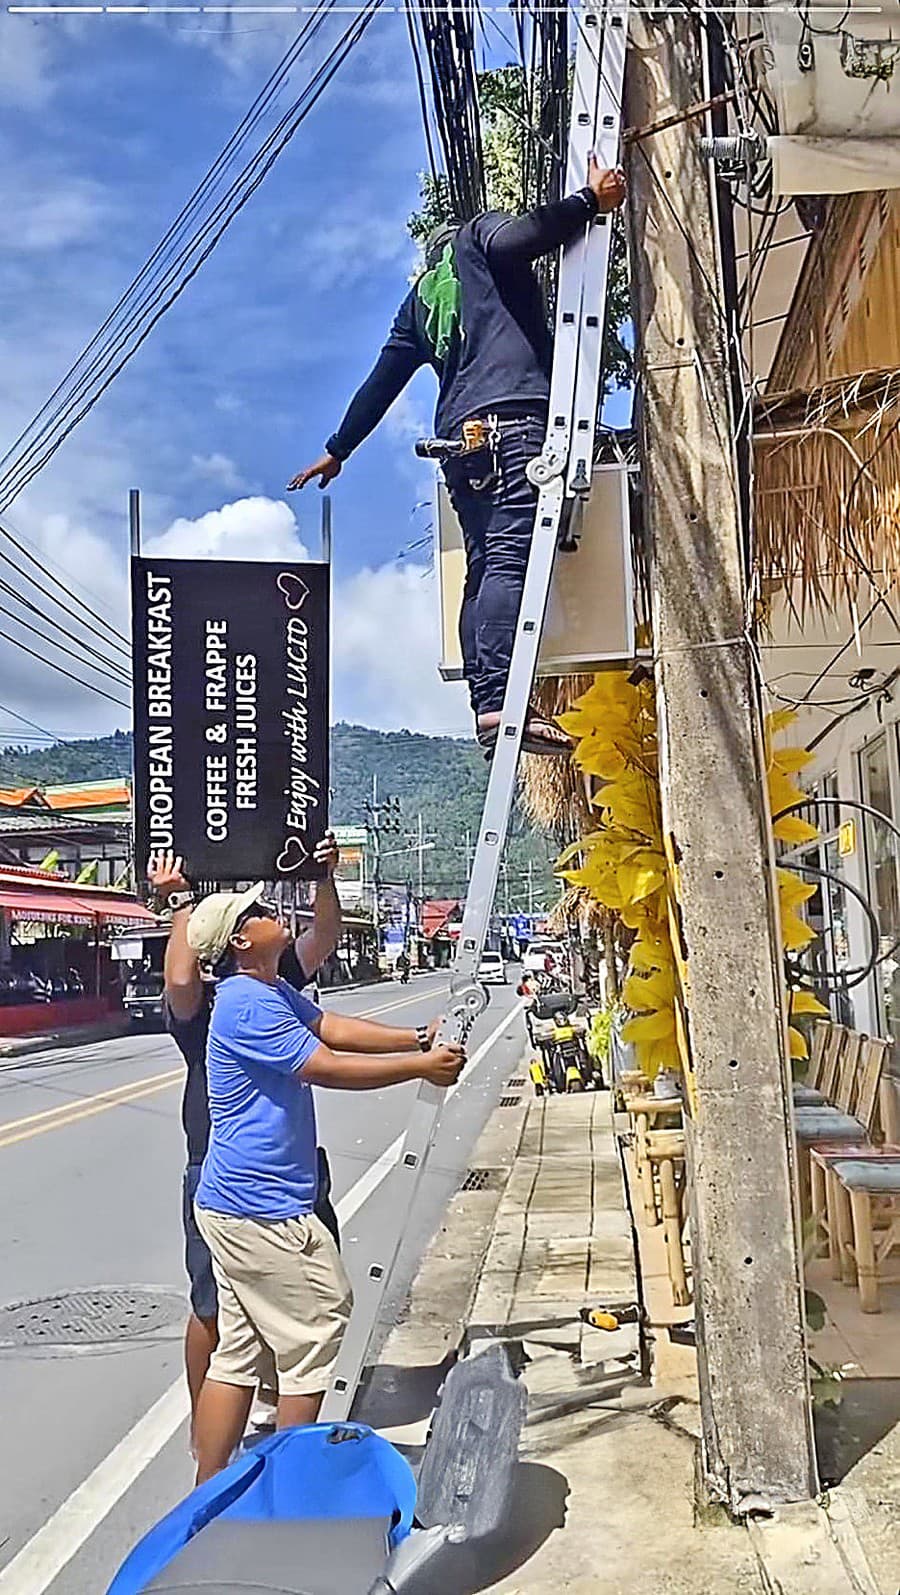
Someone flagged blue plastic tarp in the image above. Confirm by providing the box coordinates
[107,1423,417,1595]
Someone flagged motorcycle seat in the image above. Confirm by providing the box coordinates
[532,993,576,1021]
[142,1517,392,1592]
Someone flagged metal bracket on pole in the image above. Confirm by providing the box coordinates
[320,1,629,1422]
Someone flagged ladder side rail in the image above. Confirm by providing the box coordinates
[567,2,628,498]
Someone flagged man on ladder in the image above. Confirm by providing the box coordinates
[289,157,625,756]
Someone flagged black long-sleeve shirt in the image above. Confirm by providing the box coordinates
[325,187,599,461]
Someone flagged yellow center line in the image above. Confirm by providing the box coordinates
[0,1067,184,1137]
[0,981,448,1150]
[0,1078,183,1150]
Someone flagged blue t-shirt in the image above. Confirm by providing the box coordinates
[196,975,322,1221]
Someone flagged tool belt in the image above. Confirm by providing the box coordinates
[416,414,541,492]
[414,416,497,490]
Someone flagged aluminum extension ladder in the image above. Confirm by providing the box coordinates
[321,1,629,1421]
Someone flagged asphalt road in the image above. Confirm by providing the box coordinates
[0,973,526,1594]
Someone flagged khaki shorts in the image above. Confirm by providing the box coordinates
[195,1206,353,1398]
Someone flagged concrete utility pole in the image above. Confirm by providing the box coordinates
[625,12,817,1509]
[363,778,402,952]
[416,812,426,903]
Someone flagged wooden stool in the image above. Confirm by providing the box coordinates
[829,1156,900,1312]
[624,1094,683,1227]
[621,1070,651,1096]
[811,1144,900,1281]
[646,1128,690,1306]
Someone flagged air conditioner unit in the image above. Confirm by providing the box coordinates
[761,0,900,193]
[435,463,634,681]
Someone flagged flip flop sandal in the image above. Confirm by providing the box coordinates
[478,718,572,760]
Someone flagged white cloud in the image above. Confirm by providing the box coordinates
[0,173,105,253]
[146,497,471,734]
[383,390,430,449]
[157,10,299,76]
[0,18,58,109]
[190,452,247,493]
[144,496,309,561]
[298,210,414,295]
[333,557,470,735]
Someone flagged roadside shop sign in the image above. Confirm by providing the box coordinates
[131,558,329,884]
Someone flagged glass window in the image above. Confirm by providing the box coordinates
[820,771,840,837]
[860,733,900,1048]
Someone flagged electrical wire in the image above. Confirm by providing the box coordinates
[0,2,381,513]
[0,575,131,683]
[418,0,486,222]
[0,597,130,690]
[0,521,131,655]
[0,702,64,745]
[0,7,337,506]
[776,795,900,986]
[0,624,130,710]
[405,2,442,190]
[0,509,128,647]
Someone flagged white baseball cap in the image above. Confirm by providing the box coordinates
[186,882,267,965]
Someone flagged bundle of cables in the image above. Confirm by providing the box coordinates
[0,0,384,518]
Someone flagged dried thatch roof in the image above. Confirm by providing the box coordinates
[754,367,900,611]
[518,675,595,839]
[545,883,613,936]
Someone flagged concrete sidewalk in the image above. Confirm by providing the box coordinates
[364,1080,896,1594]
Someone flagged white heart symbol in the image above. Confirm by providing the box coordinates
[276,836,308,874]
[277,572,309,612]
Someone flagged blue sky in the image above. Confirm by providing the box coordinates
[0,9,629,746]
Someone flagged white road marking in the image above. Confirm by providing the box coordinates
[335,998,525,1227]
[335,1133,404,1226]
[0,1381,191,1594]
[0,995,523,1594]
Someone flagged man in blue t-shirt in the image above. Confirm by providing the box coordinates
[289,158,626,756]
[185,885,464,1483]
[149,841,344,1446]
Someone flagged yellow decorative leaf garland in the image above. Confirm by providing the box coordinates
[557,678,829,1076]
[765,709,830,1060]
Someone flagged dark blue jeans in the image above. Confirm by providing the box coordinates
[444,417,545,718]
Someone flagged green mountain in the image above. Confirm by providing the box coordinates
[0,723,558,911]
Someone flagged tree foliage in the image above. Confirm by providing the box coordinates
[408,63,632,393]
[0,724,558,908]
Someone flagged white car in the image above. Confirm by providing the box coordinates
[478,951,508,985]
[522,939,566,976]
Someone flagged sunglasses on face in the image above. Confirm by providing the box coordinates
[233,901,279,934]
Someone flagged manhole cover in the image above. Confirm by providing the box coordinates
[499,1094,522,1108]
[0,1288,185,1349]
[461,1168,503,1193]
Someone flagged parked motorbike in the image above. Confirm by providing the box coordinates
[528,992,603,1094]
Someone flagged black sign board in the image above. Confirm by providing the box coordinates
[131,558,329,884]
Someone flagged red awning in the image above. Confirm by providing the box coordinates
[84,894,158,927]
[0,888,95,926]
[0,888,157,928]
